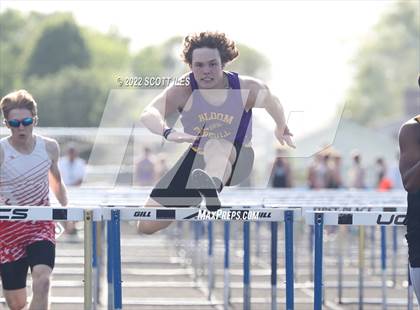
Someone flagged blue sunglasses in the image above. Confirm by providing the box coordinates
[7,117,35,128]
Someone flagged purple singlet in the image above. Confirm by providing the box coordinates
[180,71,252,150]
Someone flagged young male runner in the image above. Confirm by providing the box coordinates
[0,89,68,310]
[138,32,295,234]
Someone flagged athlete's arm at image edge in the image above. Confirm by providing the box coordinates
[399,124,420,192]
[47,139,68,206]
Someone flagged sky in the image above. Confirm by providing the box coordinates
[0,0,397,136]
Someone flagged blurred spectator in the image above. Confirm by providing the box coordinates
[134,147,156,186]
[58,143,86,237]
[270,149,292,188]
[327,151,343,188]
[58,143,86,186]
[375,157,387,187]
[348,151,366,189]
[307,153,328,189]
[375,157,393,191]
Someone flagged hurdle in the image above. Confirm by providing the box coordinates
[306,205,407,305]
[0,206,102,310]
[102,205,299,310]
[97,189,407,310]
[0,189,410,309]
[305,210,410,310]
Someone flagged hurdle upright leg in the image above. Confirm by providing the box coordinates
[243,221,251,310]
[359,226,366,310]
[111,210,122,310]
[271,222,278,310]
[314,213,324,310]
[284,210,294,310]
[92,221,99,310]
[337,226,344,304]
[84,210,93,310]
[380,226,387,310]
[106,219,114,309]
[106,220,114,310]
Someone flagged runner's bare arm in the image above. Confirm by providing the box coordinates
[140,78,190,135]
[399,122,420,192]
[46,138,68,206]
[241,76,295,148]
[140,80,198,143]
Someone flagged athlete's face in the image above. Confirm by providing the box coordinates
[5,108,36,140]
[190,48,224,89]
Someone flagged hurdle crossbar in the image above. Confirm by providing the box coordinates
[304,211,406,226]
[101,205,300,222]
[0,205,102,221]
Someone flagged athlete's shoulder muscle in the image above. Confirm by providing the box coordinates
[154,73,192,115]
[238,75,271,109]
[42,136,60,162]
[399,119,420,166]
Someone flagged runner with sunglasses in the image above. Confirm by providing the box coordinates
[0,89,68,310]
[137,32,295,234]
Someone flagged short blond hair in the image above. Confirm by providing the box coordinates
[0,89,38,120]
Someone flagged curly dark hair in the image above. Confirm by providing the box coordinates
[181,32,239,66]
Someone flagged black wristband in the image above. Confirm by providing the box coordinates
[163,128,174,139]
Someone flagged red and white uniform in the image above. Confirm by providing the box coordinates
[0,135,55,264]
